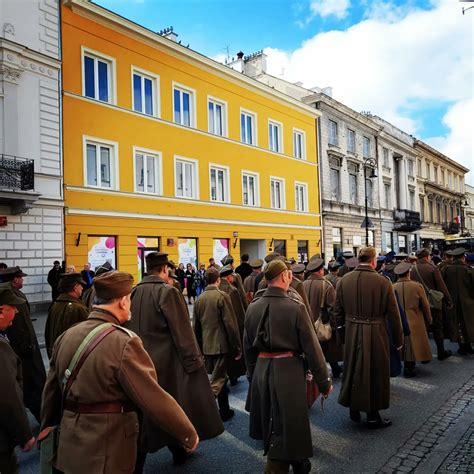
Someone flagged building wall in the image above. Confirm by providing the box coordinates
[0,0,62,305]
[61,1,322,278]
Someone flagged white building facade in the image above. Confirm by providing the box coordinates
[0,0,63,307]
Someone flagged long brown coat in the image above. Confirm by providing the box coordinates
[441,261,474,343]
[244,287,330,461]
[41,310,197,474]
[393,277,433,361]
[127,276,223,452]
[243,270,260,302]
[411,259,452,305]
[336,265,403,412]
[6,288,46,421]
[45,294,89,358]
[231,271,248,310]
[290,277,312,319]
[0,335,33,453]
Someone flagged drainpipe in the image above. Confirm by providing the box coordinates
[315,106,325,261]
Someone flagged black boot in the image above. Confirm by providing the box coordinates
[457,343,473,355]
[330,362,342,379]
[168,445,191,466]
[403,361,417,378]
[435,337,452,361]
[291,458,311,474]
[217,384,234,421]
[134,451,147,474]
[350,409,361,423]
[367,411,392,429]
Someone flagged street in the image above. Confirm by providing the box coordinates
[17,311,474,473]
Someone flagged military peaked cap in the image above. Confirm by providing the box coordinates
[307,259,324,272]
[394,262,412,276]
[264,252,279,263]
[0,266,28,282]
[292,263,305,274]
[451,247,467,257]
[328,261,341,271]
[221,254,234,266]
[415,248,430,258]
[250,259,264,269]
[0,282,25,305]
[342,251,354,259]
[58,273,86,292]
[219,265,234,277]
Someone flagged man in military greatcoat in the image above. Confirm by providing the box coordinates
[127,252,223,469]
[336,246,403,429]
[411,248,453,360]
[338,251,354,277]
[243,259,263,303]
[0,284,36,473]
[194,267,242,421]
[41,271,199,474]
[440,247,474,355]
[245,260,332,473]
[325,261,341,289]
[0,267,46,424]
[221,254,248,310]
[44,273,89,358]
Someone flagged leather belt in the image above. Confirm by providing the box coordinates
[346,316,383,325]
[259,351,295,359]
[64,400,135,414]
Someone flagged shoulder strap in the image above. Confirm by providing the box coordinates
[413,265,429,292]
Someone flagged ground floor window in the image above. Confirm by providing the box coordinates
[409,234,417,253]
[398,235,407,253]
[385,231,393,252]
[332,227,342,258]
[213,238,229,264]
[137,237,160,280]
[274,239,286,256]
[178,238,198,269]
[297,240,308,263]
[88,235,116,271]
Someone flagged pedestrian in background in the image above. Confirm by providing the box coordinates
[325,261,341,289]
[235,253,253,282]
[82,262,113,311]
[80,262,95,289]
[47,260,62,302]
[185,263,197,304]
[176,263,186,291]
[244,259,264,303]
[194,264,207,297]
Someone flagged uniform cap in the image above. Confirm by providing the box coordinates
[221,254,234,266]
[394,262,412,276]
[277,256,292,269]
[444,250,454,257]
[264,260,288,281]
[395,252,408,259]
[146,251,169,269]
[328,261,341,271]
[95,261,113,277]
[0,266,28,282]
[0,282,26,305]
[219,265,234,277]
[342,251,354,259]
[93,271,134,300]
[58,272,87,293]
[346,257,359,269]
[309,254,321,261]
[292,263,305,274]
[250,259,264,269]
[307,258,324,272]
[415,248,430,258]
[264,252,279,263]
[451,247,467,257]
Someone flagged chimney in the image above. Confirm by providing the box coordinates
[236,51,244,60]
[159,26,178,42]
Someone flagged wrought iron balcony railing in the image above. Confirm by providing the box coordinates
[0,154,34,191]
[393,208,422,232]
[442,222,460,235]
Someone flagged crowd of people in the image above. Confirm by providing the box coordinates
[0,245,472,473]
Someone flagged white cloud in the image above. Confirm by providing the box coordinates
[264,0,473,183]
[310,0,351,19]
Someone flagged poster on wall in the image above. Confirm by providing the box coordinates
[178,238,198,268]
[88,236,116,271]
[213,239,229,264]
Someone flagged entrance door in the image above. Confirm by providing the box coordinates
[239,239,266,260]
[137,237,160,280]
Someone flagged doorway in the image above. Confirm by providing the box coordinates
[240,239,266,260]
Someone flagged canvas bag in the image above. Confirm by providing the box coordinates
[413,266,444,310]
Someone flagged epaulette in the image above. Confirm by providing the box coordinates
[113,325,135,338]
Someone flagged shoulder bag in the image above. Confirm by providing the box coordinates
[313,280,332,343]
[413,266,444,310]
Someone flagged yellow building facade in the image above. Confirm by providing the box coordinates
[62,0,322,279]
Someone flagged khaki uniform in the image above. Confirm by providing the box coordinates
[81,285,95,311]
[336,265,403,413]
[231,272,248,310]
[45,294,89,358]
[243,270,260,302]
[41,309,197,474]
[290,277,312,320]
[325,273,340,289]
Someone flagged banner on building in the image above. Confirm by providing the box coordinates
[88,236,116,270]
[213,239,229,264]
[178,238,198,268]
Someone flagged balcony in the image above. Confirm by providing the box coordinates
[442,222,460,235]
[0,154,39,214]
[393,209,422,232]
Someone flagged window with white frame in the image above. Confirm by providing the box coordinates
[366,178,373,207]
[293,129,305,160]
[209,165,229,202]
[132,69,158,116]
[270,177,285,209]
[328,120,338,146]
[268,120,282,153]
[348,163,358,205]
[208,98,226,136]
[363,136,370,158]
[347,129,355,153]
[295,182,308,212]
[173,85,194,127]
[134,150,161,194]
[242,172,258,206]
[384,183,391,209]
[83,50,113,103]
[407,160,414,177]
[241,110,256,145]
[329,157,341,201]
[85,140,116,189]
[175,158,198,198]
[383,148,389,168]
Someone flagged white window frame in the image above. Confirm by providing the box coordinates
[347,128,356,153]
[242,170,260,207]
[240,108,258,146]
[174,155,199,199]
[81,46,117,104]
[208,163,230,203]
[207,95,228,137]
[172,82,197,127]
[295,181,308,212]
[133,146,163,195]
[292,128,306,160]
[268,119,283,154]
[363,136,371,158]
[82,135,119,190]
[131,66,160,117]
[270,176,286,210]
[328,119,338,146]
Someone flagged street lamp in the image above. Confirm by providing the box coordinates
[363,158,377,246]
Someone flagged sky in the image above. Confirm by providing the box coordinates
[95,0,473,184]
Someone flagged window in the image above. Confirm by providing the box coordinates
[134,149,161,194]
[88,236,116,269]
[427,162,431,181]
[292,129,306,160]
[173,84,195,127]
[328,120,338,145]
[407,160,414,177]
[270,177,285,209]
[268,120,282,153]
[297,240,308,263]
[208,98,226,136]
[384,183,391,209]
[409,190,415,211]
[83,49,114,103]
[347,129,355,153]
[348,164,358,205]
[436,201,441,223]
[132,69,158,116]
[209,165,229,203]
[365,178,373,207]
[383,148,389,168]
[448,172,453,188]
[241,110,256,145]
[441,169,445,186]
[433,165,438,183]
[398,235,407,253]
[385,232,393,252]
[429,200,434,222]
[363,136,370,158]
[137,237,160,280]
[85,139,116,189]
[295,182,308,212]
[330,168,340,200]
[242,172,259,206]
[332,227,342,258]
[274,240,286,257]
[368,230,374,247]
[417,159,422,176]
[175,157,198,199]
[419,197,425,222]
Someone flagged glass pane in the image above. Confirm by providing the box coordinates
[216,104,223,135]
[176,161,183,196]
[174,89,181,123]
[249,177,255,205]
[243,176,248,204]
[144,78,153,115]
[146,156,156,193]
[208,102,214,134]
[100,147,111,187]
[269,124,273,150]
[240,113,246,142]
[133,74,142,112]
[98,60,109,102]
[182,92,190,126]
[135,153,144,192]
[218,170,225,201]
[247,115,252,144]
[210,168,216,200]
[185,162,193,197]
[86,144,97,185]
[84,56,95,98]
